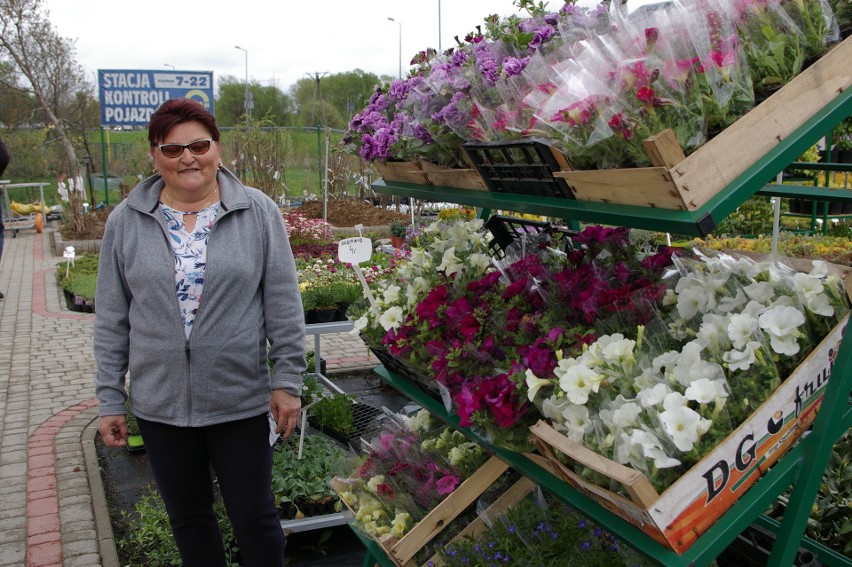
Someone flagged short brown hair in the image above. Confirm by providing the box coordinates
[148,98,220,146]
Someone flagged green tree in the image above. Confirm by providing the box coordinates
[0,0,91,179]
[289,69,384,129]
[215,75,294,127]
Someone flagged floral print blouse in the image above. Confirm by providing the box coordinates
[160,202,220,339]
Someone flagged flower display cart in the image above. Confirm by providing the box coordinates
[361,66,852,566]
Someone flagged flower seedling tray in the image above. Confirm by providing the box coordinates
[528,312,849,555]
[374,159,487,191]
[462,139,574,199]
[332,455,510,567]
[308,400,384,448]
[553,36,852,211]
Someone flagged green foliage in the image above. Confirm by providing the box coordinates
[390,218,408,237]
[117,484,239,566]
[311,393,357,435]
[301,284,341,311]
[709,196,776,237]
[55,253,99,301]
[300,372,324,406]
[271,434,346,506]
[832,116,852,152]
[694,233,852,266]
[768,430,852,555]
[225,115,295,203]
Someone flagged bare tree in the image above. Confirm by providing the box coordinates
[0,0,89,178]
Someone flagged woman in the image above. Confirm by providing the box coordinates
[93,98,305,566]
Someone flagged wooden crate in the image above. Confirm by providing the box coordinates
[374,161,430,185]
[375,159,486,191]
[553,36,852,211]
[528,311,849,555]
[332,455,511,567]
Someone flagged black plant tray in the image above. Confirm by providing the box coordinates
[483,215,579,259]
[462,139,575,199]
[308,401,384,448]
[367,344,442,400]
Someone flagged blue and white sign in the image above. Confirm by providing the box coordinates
[98,69,214,127]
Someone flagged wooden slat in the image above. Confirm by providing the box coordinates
[529,421,659,508]
[555,167,687,209]
[425,477,538,567]
[670,36,852,210]
[389,455,510,566]
[644,129,687,170]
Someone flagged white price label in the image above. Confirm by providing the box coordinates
[338,237,372,265]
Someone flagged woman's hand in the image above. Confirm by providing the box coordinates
[270,389,301,438]
[98,415,129,447]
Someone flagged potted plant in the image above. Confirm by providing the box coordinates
[389,219,408,249]
[301,284,342,323]
[830,116,852,163]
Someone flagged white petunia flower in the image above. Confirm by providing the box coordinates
[560,405,592,443]
[382,285,401,304]
[677,285,710,319]
[524,369,553,402]
[759,305,806,356]
[717,289,747,314]
[743,281,775,304]
[685,378,729,405]
[351,316,369,334]
[660,405,705,452]
[612,401,642,429]
[723,340,762,371]
[637,383,671,408]
[379,306,404,331]
[726,312,759,350]
[555,363,604,405]
[467,253,491,271]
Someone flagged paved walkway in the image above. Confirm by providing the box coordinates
[0,227,379,566]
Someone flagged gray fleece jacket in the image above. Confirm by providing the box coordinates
[93,168,306,427]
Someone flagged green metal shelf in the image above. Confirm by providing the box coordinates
[372,83,852,238]
[362,72,852,567]
[373,344,851,567]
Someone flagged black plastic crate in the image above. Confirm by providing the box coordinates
[462,139,575,199]
[368,344,441,399]
[484,215,578,259]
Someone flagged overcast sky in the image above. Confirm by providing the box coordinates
[46,0,524,95]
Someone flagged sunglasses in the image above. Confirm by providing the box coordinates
[157,138,213,158]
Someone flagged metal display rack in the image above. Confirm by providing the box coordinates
[280,320,355,534]
[360,85,852,566]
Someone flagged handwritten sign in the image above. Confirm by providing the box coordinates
[338,237,372,265]
[337,236,376,307]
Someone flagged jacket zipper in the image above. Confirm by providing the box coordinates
[184,339,192,426]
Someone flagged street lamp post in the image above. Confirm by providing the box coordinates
[387,17,402,79]
[438,0,442,52]
[234,45,250,116]
[164,63,175,70]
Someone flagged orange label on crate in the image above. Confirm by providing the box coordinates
[653,318,845,553]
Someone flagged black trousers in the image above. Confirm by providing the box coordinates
[137,413,285,567]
